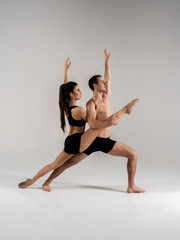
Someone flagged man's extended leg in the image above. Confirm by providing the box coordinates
[42,153,88,192]
[108,142,145,193]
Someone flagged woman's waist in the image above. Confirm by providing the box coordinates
[68,126,85,136]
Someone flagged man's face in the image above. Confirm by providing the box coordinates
[96,77,107,93]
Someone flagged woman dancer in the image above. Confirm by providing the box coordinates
[18,58,119,189]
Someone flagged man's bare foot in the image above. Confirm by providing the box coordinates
[42,184,52,192]
[18,178,33,188]
[127,185,145,193]
[126,98,140,114]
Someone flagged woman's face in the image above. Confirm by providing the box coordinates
[70,85,82,100]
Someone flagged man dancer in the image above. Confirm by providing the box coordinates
[42,49,145,193]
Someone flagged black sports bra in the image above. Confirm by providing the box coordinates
[67,106,86,127]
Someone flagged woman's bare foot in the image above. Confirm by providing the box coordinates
[18,178,33,188]
[127,185,145,193]
[42,184,52,192]
[126,98,140,114]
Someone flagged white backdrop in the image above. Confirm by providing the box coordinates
[0,0,180,184]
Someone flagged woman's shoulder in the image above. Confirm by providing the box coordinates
[72,106,86,120]
[74,106,86,114]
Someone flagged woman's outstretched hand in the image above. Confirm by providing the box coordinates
[64,58,71,84]
[64,58,71,71]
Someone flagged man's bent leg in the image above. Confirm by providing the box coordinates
[42,153,88,192]
[108,142,145,193]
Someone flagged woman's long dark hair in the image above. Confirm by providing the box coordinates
[59,81,77,132]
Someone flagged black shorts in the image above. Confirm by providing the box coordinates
[83,137,116,156]
[64,133,83,154]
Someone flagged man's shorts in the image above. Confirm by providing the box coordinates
[83,136,116,155]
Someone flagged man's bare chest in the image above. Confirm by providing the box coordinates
[95,100,111,119]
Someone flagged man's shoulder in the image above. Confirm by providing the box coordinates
[86,98,96,107]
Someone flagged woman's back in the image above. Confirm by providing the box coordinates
[59,58,86,135]
[66,106,86,135]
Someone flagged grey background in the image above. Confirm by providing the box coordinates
[0,0,180,182]
[1,1,180,240]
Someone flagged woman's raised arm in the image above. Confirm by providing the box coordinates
[63,58,71,84]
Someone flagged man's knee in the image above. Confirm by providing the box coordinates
[130,150,138,160]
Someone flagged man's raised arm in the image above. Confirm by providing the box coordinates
[86,100,118,129]
[104,49,111,97]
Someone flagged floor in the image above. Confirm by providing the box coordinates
[1,170,180,240]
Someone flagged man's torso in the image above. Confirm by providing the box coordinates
[92,96,111,138]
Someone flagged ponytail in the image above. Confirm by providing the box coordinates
[58,81,77,132]
[59,84,67,132]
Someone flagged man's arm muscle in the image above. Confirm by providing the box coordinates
[86,100,114,129]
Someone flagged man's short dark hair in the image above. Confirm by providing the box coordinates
[88,75,102,91]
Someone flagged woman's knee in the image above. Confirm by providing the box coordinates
[49,163,56,171]
[67,161,77,168]
[79,146,84,153]
[49,160,62,170]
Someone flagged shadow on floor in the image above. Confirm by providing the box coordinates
[28,183,126,193]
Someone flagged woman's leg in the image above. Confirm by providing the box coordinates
[79,129,102,152]
[106,98,139,121]
[19,127,104,189]
[79,99,139,152]
[42,153,88,191]
[18,150,73,188]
